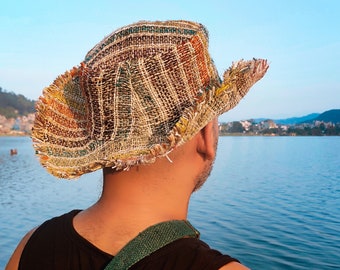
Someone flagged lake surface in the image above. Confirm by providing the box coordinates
[0,136,339,269]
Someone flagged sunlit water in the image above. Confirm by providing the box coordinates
[0,136,339,269]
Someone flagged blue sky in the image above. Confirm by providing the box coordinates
[1,0,339,122]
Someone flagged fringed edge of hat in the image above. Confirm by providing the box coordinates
[31,65,88,179]
[173,58,269,144]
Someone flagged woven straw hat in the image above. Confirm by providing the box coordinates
[32,20,269,179]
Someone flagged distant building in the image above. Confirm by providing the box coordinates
[262,120,277,129]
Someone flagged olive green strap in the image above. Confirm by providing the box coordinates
[104,220,200,270]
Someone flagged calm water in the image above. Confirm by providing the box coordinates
[0,136,339,269]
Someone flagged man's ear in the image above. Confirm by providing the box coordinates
[196,119,218,160]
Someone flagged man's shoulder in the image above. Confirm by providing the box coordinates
[5,210,81,270]
[132,238,238,270]
[6,227,37,270]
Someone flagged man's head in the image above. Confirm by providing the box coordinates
[102,117,219,195]
[32,20,268,179]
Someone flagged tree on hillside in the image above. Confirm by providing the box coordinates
[229,121,244,133]
[0,87,36,118]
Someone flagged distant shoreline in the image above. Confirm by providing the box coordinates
[1,133,339,137]
[219,131,340,136]
[0,134,30,137]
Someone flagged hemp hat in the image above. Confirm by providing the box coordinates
[32,20,269,179]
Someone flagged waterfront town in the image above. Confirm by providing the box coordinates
[0,113,35,136]
[1,112,339,136]
[218,118,340,136]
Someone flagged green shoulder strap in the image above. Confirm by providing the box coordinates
[104,220,200,270]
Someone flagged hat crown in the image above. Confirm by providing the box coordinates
[85,21,208,64]
[80,21,220,142]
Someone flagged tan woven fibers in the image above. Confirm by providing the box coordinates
[32,20,269,179]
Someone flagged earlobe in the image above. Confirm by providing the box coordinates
[196,119,218,160]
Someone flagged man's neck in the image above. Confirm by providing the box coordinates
[73,137,207,255]
[98,163,193,222]
[72,161,194,255]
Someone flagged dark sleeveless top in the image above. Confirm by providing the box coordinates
[19,210,239,270]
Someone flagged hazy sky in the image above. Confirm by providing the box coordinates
[1,0,339,122]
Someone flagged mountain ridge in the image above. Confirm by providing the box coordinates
[245,110,339,125]
[312,109,340,124]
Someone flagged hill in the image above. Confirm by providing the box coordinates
[0,87,36,118]
[311,109,340,123]
[252,113,320,125]
[275,113,320,125]
[252,110,340,125]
